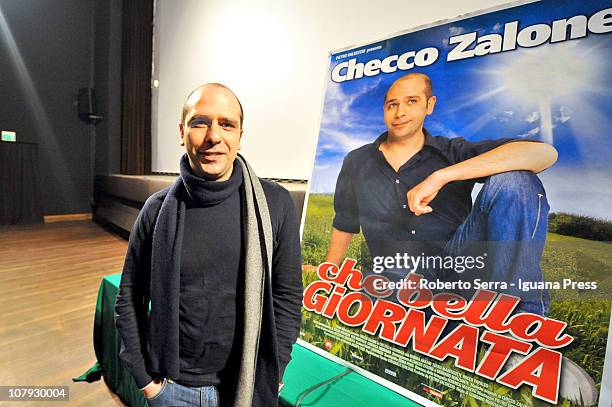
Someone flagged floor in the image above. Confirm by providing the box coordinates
[0,220,129,406]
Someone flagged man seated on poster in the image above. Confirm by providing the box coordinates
[326,73,558,316]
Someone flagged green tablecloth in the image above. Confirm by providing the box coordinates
[86,274,420,406]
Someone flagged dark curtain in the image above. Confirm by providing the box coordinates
[0,142,43,224]
[120,0,153,175]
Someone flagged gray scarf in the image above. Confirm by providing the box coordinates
[234,155,273,407]
[148,154,272,407]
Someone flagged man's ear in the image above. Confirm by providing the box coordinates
[179,122,185,146]
[238,128,243,150]
[426,96,437,115]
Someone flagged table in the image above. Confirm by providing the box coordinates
[82,274,420,406]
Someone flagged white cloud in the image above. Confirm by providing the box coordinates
[556,105,572,123]
[539,167,612,221]
[442,26,467,47]
[526,111,539,123]
[321,78,381,128]
[320,128,370,154]
[449,26,465,36]
[309,161,343,194]
[318,143,335,151]
[426,121,461,139]
[517,127,540,138]
[494,110,515,122]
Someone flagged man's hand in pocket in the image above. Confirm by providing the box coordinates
[142,379,164,399]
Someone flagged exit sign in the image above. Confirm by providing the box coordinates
[1,131,16,142]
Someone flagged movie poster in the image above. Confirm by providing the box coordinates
[299,1,612,405]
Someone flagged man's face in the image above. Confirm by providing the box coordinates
[179,86,243,181]
[383,77,436,140]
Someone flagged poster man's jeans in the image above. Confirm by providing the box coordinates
[443,170,551,316]
[145,379,220,407]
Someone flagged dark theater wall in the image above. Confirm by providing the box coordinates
[0,0,122,216]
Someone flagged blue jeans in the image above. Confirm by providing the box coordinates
[145,379,219,407]
[443,170,550,316]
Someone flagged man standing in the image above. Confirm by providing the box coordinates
[328,73,558,315]
[115,83,303,406]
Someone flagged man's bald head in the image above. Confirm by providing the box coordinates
[181,83,244,128]
[384,73,433,104]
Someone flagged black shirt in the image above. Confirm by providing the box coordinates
[115,155,303,394]
[333,130,514,258]
[178,161,244,386]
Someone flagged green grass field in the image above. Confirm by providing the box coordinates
[301,193,611,389]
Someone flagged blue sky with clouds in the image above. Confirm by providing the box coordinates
[309,0,612,220]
